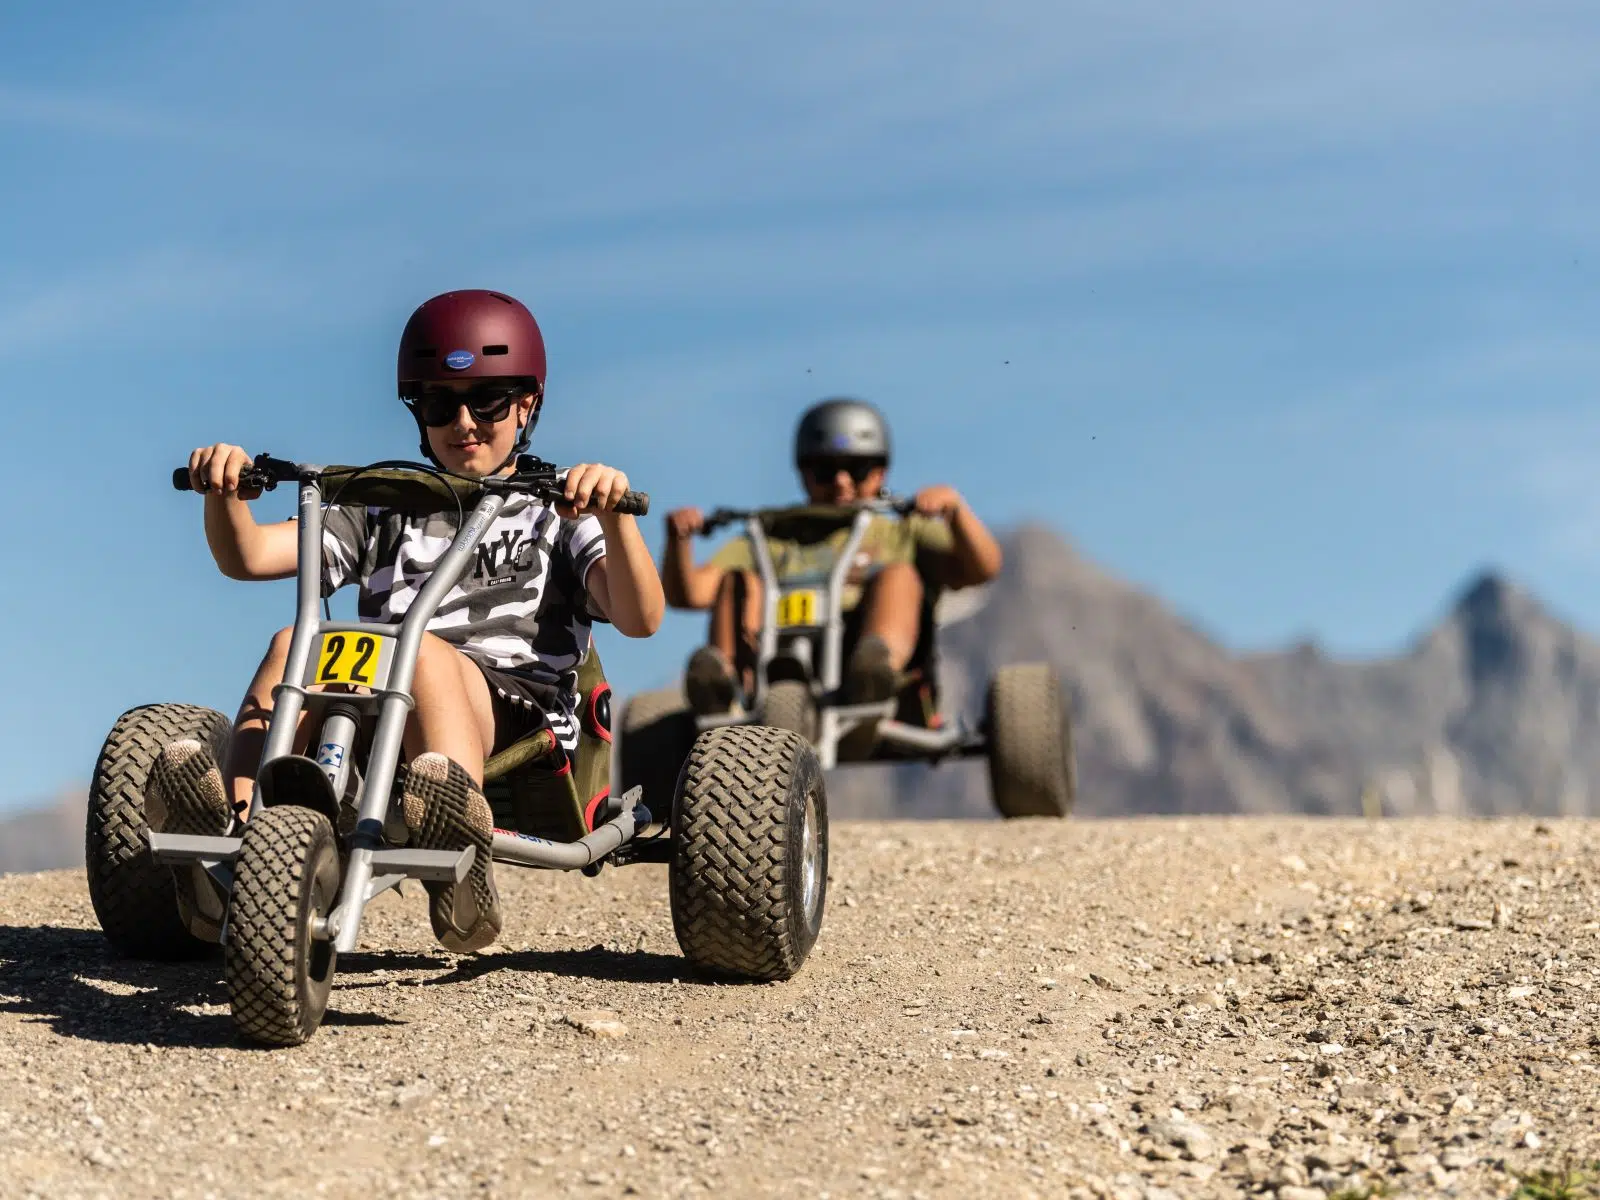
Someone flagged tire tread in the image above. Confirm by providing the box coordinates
[670,725,823,981]
[987,664,1076,818]
[759,680,817,743]
[85,703,231,959]
[225,806,335,1046]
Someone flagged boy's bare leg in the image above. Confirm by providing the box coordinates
[686,569,762,713]
[224,630,497,814]
[403,635,497,784]
[397,636,502,953]
[225,626,295,816]
[833,563,924,756]
[856,562,923,671]
[708,568,764,694]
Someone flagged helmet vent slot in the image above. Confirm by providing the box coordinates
[413,346,437,358]
[482,344,509,356]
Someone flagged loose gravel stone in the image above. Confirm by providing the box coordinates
[0,817,1595,1197]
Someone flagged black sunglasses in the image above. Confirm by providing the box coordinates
[802,456,884,483]
[406,384,527,428]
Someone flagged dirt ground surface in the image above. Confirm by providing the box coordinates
[0,817,1597,1199]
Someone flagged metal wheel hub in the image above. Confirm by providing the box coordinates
[800,791,822,919]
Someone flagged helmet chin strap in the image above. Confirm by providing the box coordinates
[490,406,539,475]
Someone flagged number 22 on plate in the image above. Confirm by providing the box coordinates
[316,633,385,687]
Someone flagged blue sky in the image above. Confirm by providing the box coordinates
[2,1,1598,807]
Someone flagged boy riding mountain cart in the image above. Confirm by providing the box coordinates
[631,395,1073,823]
[662,397,1003,734]
[86,289,830,1049]
[149,289,664,954]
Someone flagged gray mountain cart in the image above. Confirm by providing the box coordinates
[617,499,1074,820]
[85,455,827,1046]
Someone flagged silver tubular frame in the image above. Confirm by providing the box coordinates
[819,508,877,695]
[699,501,985,770]
[810,509,880,768]
[747,515,781,711]
[249,476,335,804]
[148,462,647,958]
[490,786,645,869]
[328,488,509,952]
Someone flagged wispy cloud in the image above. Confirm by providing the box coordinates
[0,249,306,361]
[4,0,1595,406]
[1272,364,1600,571]
[0,82,208,143]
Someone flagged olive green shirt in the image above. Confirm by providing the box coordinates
[708,508,956,612]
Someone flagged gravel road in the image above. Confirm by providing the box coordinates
[0,817,1596,1199]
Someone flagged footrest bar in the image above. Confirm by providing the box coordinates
[874,720,970,754]
[367,846,474,883]
[148,833,243,865]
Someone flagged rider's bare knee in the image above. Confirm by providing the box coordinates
[867,561,923,602]
[715,568,760,607]
[413,632,458,677]
[265,625,295,661]
[710,569,762,641]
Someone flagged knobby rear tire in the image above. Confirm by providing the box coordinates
[670,725,827,981]
[758,680,819,744]
[986,663,1076,819]
[85,703,232,960]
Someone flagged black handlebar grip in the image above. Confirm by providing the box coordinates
[614,490,650,516]
[173,467,196,492]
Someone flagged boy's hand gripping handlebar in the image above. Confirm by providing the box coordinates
[698,495,914,536]
[172,454,299,494]
[503,454,650,516]
[173,453,650,517]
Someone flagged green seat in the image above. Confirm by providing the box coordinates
[482,649,613,843]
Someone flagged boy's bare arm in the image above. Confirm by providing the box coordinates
[586,517,665,637]
[661,507,725,610]
[915,484,1003,590]
[561,463,666,638]
[190,443,298,581]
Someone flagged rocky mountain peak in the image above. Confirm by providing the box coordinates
[851,527,1600,819]
[1448,570,1538,631]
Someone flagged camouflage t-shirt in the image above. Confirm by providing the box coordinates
[708,510,956,611]
[321,497,606,750]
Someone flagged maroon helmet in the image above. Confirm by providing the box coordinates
[397,289,546,465]
[398,289,545,389]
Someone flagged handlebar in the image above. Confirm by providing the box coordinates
[172,453,300,494]
[699,496,915,535]
[172,453,649,517]
[501,455,650,517]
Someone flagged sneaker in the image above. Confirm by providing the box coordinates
[844,634,899,705]
[684,645,738,716]
[838,635,900,760]
[145,740,235,943]
[398,753,502,954]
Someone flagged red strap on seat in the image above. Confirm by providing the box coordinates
[583,787,610,833]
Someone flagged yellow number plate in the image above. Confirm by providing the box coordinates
[314,632,390,688]
[776,590,820,628]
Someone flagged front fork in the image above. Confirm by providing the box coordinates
[237,477,495,952]
[314,703,360,805]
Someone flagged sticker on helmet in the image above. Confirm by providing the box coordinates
[444,349,476,370]
[831,433,853,449]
